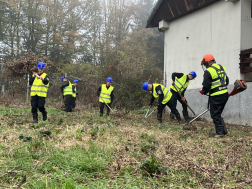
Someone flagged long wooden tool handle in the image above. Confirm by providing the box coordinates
[100,97,113,112]
[173,84,196,115]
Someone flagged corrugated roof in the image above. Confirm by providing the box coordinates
[146,0,220,28]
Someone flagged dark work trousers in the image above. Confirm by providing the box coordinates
[31,95,46,119]
[64,95,73,112]
[72,97,76,108]
[209,93,229,135]
[171,89,189,119]
[157,94,182,122]
[100,102,111,116]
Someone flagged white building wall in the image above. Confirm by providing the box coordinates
[163,1,252,125]
[164,1,241,90]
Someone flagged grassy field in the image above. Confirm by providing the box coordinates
[0,103,252,188]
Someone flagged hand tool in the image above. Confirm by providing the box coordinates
[100,96,114,112]
[144,105,151,118]
[140,107,158,123]
[173,83,196,115]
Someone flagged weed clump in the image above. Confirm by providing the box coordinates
[18,134,32,142]
[139,155,164,176]
[90,126,99,139]
[57,118,64,125]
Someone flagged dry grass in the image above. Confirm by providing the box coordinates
[0,101,252,188]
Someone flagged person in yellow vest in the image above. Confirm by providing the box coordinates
[97,77,114,116]
[199,54,229,138]
[169,71,197,121]
[71,79,79,109]
[30,62,49,123]
[142,82,182,124]
[61,76,74,112]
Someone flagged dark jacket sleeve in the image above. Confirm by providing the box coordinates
[150,95,155,105]
[61,81,70,93]
[42,75,49,85]
[181,88,186,96]
[172,72,184,81]
[110,91,114,104]
[72,85,75,93]
[97,86,101,97]
[226,76,229,86]
[155,85,164,105]
[29,75,35,85]
[202,71,212,95]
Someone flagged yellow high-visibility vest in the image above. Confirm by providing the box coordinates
[99,84,114,103]
[170,74,189,92]
[207,63,228,96]
[151,83,172,104]
[72,84,76,98]
[63,81,73,96]
[30,73,49,97]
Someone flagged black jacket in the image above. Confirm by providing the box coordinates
[171,72,188,95]
[61,81,75,95]
[202,69,229,95]
[97,85,114,103]
[150,84,164,105]
[29,73,49,86]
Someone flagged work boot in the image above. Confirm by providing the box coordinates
[215,125,225,135]
[42,111,47,121]
[106,112,109,116]
[184,115,194,121]
[221,118,228,135]
[170,113,175,122]
[32,119,38,123]
[211,134,224,138]
[32,113,38,123]
[157,119,162,123]
[183,110,193,121]
[178,120,183,125]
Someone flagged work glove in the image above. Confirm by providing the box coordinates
[199,89,204,95]
[181,97,186,102]
[37,76,44,80]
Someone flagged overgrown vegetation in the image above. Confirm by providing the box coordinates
[0,104,252,188]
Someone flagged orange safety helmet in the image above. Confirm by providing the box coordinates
[201,54,215,65]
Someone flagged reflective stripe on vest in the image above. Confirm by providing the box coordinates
[63,81,73,96]
[30,73,49,97]
[170,74,189,92]
[207,64,228,96]
[151,83,172,104]
[72,84,76,98]
[99,84,114,103]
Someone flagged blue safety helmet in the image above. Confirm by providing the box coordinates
[37,62,45,69]
[73,79,79,84]
[142,82,149,92]
[106,77,113,82]
[62,76,67,82]
[190,71,197,79]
